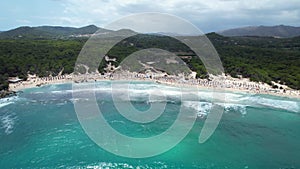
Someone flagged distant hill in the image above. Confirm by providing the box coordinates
[218,25,300,38]
[0,25,112,39]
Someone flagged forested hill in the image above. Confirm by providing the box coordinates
[0,28,299,91]
[218,25,300,38]
[0,25,110,39]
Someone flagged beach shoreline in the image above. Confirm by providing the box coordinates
[8,73,300,99]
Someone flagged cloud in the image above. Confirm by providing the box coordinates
[56,0,300,32]
[105,13,202,35]
[2,0,299,32]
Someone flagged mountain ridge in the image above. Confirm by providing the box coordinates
[2,24,300,39]
[218,25,300,38]
[0,25,111,39]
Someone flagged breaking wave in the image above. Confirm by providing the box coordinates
[246,96,300,113]
[26,82,300,114]
[182,101,247,117]
[0,96,19,109]
[82,161,168,169]
[0,112,17,135]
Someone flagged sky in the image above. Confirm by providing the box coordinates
[1,0,300,33]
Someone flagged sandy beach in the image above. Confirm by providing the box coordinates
[9,72,300,99]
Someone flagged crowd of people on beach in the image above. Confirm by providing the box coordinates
[8,71,300,98]
[108,71,299,96]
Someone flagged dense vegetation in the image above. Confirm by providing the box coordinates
[208,33,300,89]
[103,34,207,78]
[91,33,300,89]
[0,33,300,91]
[0,39,85,90]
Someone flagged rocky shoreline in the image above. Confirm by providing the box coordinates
[0,90,17,99]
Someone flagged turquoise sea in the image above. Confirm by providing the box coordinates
[0,81,299,169]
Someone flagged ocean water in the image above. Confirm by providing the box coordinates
[0,81,299,169]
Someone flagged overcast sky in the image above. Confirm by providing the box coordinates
[1,0,300,32]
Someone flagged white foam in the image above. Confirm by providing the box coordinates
[32,91,44,94]
[86,162,135,169]
[1,113,17,135]
[0,96,19,108]
[182,101,212,116]
[67,82,300,113]
[51,90,64,94]
[222,103,247,115]
[56,101,67,106]
[110,120,126,124]
[183,101,248,116]
[85,162,168,169]
[0,102,13,108]
[247,96,300,113]
[191,91,299,113]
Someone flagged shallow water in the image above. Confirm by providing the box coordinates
[0,81,299,168]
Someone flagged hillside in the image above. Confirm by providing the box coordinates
[218,25,300,38]
[0,25,110,39]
